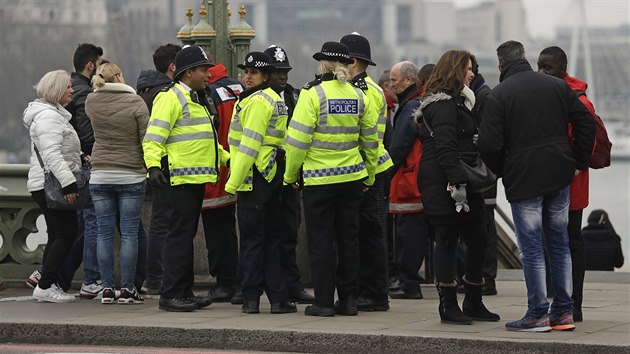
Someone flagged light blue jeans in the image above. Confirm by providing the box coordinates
[90,181,146,290]
[510,186,573,317]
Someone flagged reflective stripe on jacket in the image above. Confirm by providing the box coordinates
[284,78,379,186]
[143,83,229,186]
[365,76,393,174]
[225,87,288,193]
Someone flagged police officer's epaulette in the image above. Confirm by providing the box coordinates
[302,79,322,90]
[160,82,175,92]
[351,77,368,90]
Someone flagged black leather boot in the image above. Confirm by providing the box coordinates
[436,282,473,325]
[462,276,500,322]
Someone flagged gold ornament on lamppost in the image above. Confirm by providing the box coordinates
[177,8,195,45]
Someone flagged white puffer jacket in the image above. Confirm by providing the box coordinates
[23,99,82,192]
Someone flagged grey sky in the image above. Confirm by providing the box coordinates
[454,0,629,39]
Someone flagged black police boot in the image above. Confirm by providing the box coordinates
[304,305,335,317]
[159,297,198,312]
[187,294,212,309]
[436,282,473,325]
[334,295,358,316]
[208,285,236,302]
[482,278,498,296]
[462,277,500,322]
[270,301,297,314]
[241,298,260,314]
[357,296,389,312]
[230,289,244,305]
[290,290,315,304]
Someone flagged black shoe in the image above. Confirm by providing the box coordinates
[389,289,423,299]
[356,297,389,311]
[159,297,198,312]
[304,305,335,317]
[482,279,497,296]
[231,290,244,305]
[573,306,583,322]
[208,286,235,302]
[270,301,297,314]
[186,295,212,309]
[334,299,358,316]
[290,290,314,304]
[241,299,260,314]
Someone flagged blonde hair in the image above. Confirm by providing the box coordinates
[36,70,71,104]
[319,60,350,83]
[92,63,122,88]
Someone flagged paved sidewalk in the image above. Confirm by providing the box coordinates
[0,270,628,353]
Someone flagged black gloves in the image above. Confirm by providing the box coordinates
[148,167,168,189]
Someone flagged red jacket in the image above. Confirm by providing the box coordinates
[202,64,243,209]
[565,74,596,211]
[389,124,423,214]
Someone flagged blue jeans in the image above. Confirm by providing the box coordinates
[510,186,573,317]
[80,206,100,284]
[90,181,146,290]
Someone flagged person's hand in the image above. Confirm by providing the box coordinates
[64,192,78,204]
[148,167,168,189]
[448,183,467,203]
[83,154,92,165]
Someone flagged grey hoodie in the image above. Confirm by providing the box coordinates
[23,99,82,192]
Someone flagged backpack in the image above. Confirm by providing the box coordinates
[575,90,612,169]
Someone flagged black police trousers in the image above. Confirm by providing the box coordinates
[160,183,204,299]
[358,172,389,302]
[395,212,429,293]
[303,180,364,309]
[237,165,288,304]
[279,185,306,295]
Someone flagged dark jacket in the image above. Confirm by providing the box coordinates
[470,74,497,203]
[389,84,421,170]
[477,59,595,202]
[582,211,624,271]
[66,72,95,155]
[136,69,173,113]
[417,92,483,222]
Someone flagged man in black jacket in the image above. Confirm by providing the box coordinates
[387,61,429,300]
[136,43,181,295]
[478,40,595,332]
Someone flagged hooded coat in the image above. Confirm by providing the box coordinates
[23,99,82,192]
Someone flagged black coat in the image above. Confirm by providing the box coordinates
[136,69,172,113]
[66,73,95,155]
[418,92,483,223]
[477,59,595,202]
[582,224,624,271]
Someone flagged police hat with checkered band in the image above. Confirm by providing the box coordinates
[340,32,376,66]
[174,45,213,79]
[237,51,274,70]
[312,41,353,64]
[263,45,292,70]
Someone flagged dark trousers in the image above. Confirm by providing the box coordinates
[394,212,429,293]
[237,168,287,303]
[303,181,364,308]
[483,204,498,281]
[144,185,173,290]
[201,204,238,287]
[433,220,486,284]
[160,183,204,299]
[279,185,305,294]
[568,210,585,307]
[358,173,389,301]
[31,190,78,289]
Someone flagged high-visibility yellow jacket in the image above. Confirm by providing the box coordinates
[225,86,288,194]
[364,75,394,175]
[284,75,379,187]
[143,83,229,186]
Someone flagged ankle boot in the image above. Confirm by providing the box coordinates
[436,282,473,325]
[462,276,500,322]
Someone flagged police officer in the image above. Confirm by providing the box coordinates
[143,45,229,312]
[263,45,314,304]
[340,33,393,312]
[284,41,379,317]
[225,51,295,314]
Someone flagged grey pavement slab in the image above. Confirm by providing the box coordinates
[0,270,628,353]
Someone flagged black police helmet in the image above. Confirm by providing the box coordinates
[174,45,213,79]
[340,32,376,66]
[312,41,353,65]
[237,51,274,70]
[264,45,292,70]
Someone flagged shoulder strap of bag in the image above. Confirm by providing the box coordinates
[33,144,47,171]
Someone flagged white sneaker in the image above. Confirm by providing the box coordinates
[33,284,76,303]
[80,281,104,299]
[26,269,41,289]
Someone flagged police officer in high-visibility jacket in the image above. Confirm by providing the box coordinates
[225,51,296,314]
[143,45,229,312]
[340,33,394,312]
[284,41,380,317]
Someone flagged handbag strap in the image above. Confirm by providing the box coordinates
[33,144,48,171]
[421,112,434,138]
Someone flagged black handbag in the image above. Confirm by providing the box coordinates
[421,111,496,193]
[34,144,92,210]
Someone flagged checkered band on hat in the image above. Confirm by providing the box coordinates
[321,51,350,60]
